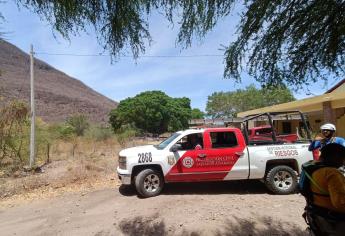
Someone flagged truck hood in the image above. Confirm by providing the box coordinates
[119,145,157,157]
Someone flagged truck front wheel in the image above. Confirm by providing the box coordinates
[135,168,164,198]
[265,165,297,194]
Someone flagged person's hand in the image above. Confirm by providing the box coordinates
[314,134,323,141]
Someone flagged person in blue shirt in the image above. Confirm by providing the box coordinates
[309,123,345,151]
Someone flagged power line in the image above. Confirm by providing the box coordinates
[35,52,224,58]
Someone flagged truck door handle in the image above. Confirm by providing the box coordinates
[235,152,245,157]
[198,153,207,158]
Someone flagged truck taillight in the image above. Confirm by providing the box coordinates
[312,150,320,160]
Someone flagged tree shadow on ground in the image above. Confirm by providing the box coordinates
[119,180,269,197]
[116,214,308,236]
[215,216,308,236]
[117,214,200,236]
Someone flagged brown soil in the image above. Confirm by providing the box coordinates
[0,182,309,236]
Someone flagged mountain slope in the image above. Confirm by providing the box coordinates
[0,40,117,123]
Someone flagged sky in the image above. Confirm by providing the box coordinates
[0,1,339,111]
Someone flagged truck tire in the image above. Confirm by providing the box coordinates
[135,168,164,198]
[264,165,297,194]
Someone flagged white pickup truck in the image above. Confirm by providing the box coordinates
[117,112,314,198]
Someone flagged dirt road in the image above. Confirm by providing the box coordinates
[0,181,309,236]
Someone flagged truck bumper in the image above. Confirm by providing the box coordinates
[117,167,131,185]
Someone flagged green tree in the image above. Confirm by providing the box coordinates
[7,1,344,86]
[166,97,192,132]
[109,91,191,135]
[66,114,90,136]
[206,84,295,118]
[191,108,204,119]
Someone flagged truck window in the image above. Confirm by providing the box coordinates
[156,133,180,150]
[177,133,203,150]
[210,131,238,148]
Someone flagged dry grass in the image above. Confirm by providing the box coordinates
[0,137,157,201]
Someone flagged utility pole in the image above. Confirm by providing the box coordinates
[29,44,35,169]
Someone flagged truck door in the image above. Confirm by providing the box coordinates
[202,129,249,180]
[165,132,209,182]
[165,130,249,182]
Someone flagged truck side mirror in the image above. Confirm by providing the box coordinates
[170,144,182,152]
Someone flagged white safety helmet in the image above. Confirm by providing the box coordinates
[320,123,336,131]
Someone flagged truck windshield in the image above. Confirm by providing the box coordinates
[155,133,181,150]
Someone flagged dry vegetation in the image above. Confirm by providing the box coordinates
[0,97,159,203]
[0,136,156,204]
[0,98,162,205]
[0,137,117,199]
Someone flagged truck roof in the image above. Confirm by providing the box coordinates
[178,127,239,135]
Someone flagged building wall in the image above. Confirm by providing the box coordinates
[307,114,323,134]
[337,116,345,137]
[300,108,345,138]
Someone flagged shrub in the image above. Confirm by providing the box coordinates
[0,101,29,169]
[86,126,114,141]
[115,124,138,146]
[0,101,55,175]
[66,114,89,136]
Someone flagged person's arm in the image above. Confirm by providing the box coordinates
[326,170,345,213]
[309,140,321,151]
[335,137,345,147]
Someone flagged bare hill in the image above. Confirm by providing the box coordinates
[0,40,117,123]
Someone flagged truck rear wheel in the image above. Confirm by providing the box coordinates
[265,165,297,194]
[135,168,164,198]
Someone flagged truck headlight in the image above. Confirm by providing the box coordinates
[118,155,127,169]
